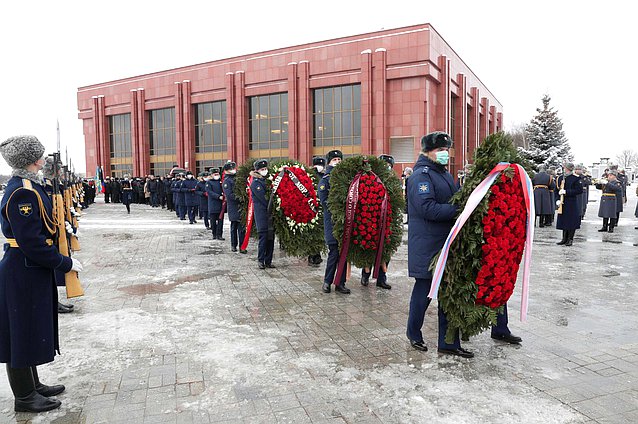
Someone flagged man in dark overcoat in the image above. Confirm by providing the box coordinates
[222,161,246,252]
[555,162,584,246]
[195,173,210,229]
[251,160,275,269]
[181,171,198,224]
[206,168,224,238]
[596,171,623,232]
[0,135,83,412]
[532,164,555,227]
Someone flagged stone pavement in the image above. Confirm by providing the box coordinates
[0,188,637,424]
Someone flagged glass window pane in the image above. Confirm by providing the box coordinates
[213,124,221,144]
[314,90,323,113]
[353,111,361,136]
[269,95,280,116]
[221,101,227,122]
[314,115,323,139]
[259,96,269,118]
[213,102,221,121]
[334,113,342,138]
[353,85,361,109]
[221,123,227,147]
[323,113,333,138]
[334,87,341,111]
[324,89,333,113]
[154,110,163,128]
[281,118,288,141]
[281,93,288,117]
[251,120,259,142]
[259,120,269,141]
[342,86,352,110]
[251,97,259,118]
[342,112,352,137]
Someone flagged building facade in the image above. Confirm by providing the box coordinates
[77,23,503,178]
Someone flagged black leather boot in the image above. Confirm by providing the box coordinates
[32,366,65,397]
[360,269,371,286]
[556,230,568,245]
[6,365,61,413]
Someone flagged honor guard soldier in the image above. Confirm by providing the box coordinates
[360,154,393,290]
[406,132,472,357]
[121,175,134,214]
[206,168,225,239]
[0,135,84,412]
[195,172,210,229]
[307,156,326,266]
[181,171,198,224]
[319,150,350,294]
[555,162,584,246]
[251,159,275,269]
[532,165,556,227]
[596,170,623,232]
[222,161,246,252]
[173,173,186,220]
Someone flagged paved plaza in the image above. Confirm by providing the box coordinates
[1,188,637,424]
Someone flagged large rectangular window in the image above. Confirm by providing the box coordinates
[248,93,288,152]
[109,114,132,158]
[313,84,361,150]
[195,101,227,153]
[149,162,175,178]
[195,160,226,176]
[149,108,176,156]
[110,163,133,178]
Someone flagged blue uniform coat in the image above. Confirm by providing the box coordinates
[172,180,185,206]
[181,178,198,207]
[250,174,269,232]
[597,180,622,218]
[318,166,337,245]
[222,174,241,222]
[407,156,459,279]
[195,180,208,212]
[0,177,73,368]
[555,174,583,230]
[121,180,133,205]
[532,172,555,215]
[205,179,224,214]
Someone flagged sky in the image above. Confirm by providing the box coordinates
[0,0,635,175]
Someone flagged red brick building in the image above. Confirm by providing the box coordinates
[77,23,502,178]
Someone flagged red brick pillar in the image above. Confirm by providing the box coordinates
[437,55,450,133]
[225,72,236,161]
[489,105,496,135]
[174,81,184,169]
[496,112,503,133]
[91,96,101,170]
[98,95,111,175]
[182,80,194,171]
[479,97,489,144]
[373,48,388,156]
[297,61,311,164]
[130,89,140,176]
[137,88,150,176]
[456,73,468,167]
[468,87,480,160]
[360,49,373,155]
[287,62,299,160]
[234,71,247,165]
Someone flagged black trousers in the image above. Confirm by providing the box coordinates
[210,215,223,238]
[230,221,246,249]
[602,217,618,229]
[323,243,346,286]
[258,231,274,265]
[201,210,209,228]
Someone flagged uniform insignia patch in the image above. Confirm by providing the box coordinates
[256,186,261,190]
[18,203,33,217]
[319,185,325,190]
[223,184,227,188]
[418,183,430,194]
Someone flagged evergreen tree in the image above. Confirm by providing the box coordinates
[522,95,573,169]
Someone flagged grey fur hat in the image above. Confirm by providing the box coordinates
[0,135,45,169]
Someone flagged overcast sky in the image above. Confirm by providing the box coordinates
[0,0,635,174]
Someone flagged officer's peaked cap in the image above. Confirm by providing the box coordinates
[0,135,46,170]
[421,131,453,152]
[254,159,268,170]
[209,167,220,174]
[378,154,395,166]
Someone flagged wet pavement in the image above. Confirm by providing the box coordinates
[1,188,637,424]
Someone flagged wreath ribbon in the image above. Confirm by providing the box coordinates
[240,175,254,251]
[371,173,389,279]
[219,173,226,220]
[428,162,535,322]
[334,171,363,285]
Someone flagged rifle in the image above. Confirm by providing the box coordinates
[52,155,84,298]
[557,176,565,215]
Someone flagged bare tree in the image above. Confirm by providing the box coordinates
[615,149,638,169]
[507,123,528,149]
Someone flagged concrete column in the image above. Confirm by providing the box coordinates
[468,87,480,160]
[297,61,311,164]
[98,95,110,175]
[437,55,450,133]
[456,73,468,168]
[225,72,236,161]
[182,80,194,171]
[130,89,139,176]
[174,81,184,168]
[373,48,388,155]
[234,71,247,164]
[287,62,298,160]
[137,88,149,176]
[91,96,101,170]
[360,49,373,155]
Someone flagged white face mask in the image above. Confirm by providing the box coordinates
[330,158,341,167]
[228,169,237,175]
[315,165,324,173]
[213,175,220,180]
[187,174,193,179]
[259,169,268,177]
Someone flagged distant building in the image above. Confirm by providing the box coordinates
[77,23,503,177]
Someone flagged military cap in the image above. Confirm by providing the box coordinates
[312,156,326,167]
[253,159,268,170]
[186,170,193,176]
[326,150,343,161]
[378,154,395,167]
[421,131,453,152]
[223,161,237,171]
[209,167,220,174]
[0,135,46,169]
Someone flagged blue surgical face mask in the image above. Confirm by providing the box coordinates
[435,151,449,165]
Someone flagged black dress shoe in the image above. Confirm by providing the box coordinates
[360,272,369,286]
[232,247,238,252]
[334,284,351,294]
[265,263,276,269]
[218,237,226,241]
[240,249,248,254]
[258,263,266,270]
[598,228,608,232]
[565,239,573,246]
[59,302,74,310]
[36,382,65,397]
[608,228,614,233]
[409,340,428,351]
[437,347,474,358]
[376,281,391,290]
[491,333,522,344]
[15,392,61,413]
[57,304,73,314]
[556,240,567,245]
[322,283,331,293]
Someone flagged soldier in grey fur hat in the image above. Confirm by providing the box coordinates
[0,135,46,185]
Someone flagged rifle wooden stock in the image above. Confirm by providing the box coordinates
[70,234,81,252]
[557,178,565,215]
[54,192,84,298]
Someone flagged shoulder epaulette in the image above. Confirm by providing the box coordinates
[422,166,430,174]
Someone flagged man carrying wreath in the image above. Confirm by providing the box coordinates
[251,159,275,269]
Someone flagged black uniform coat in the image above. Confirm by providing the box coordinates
[597,180,622,218]
[0,177,73,367]
[407,155,458,279]
[250,173,269,232]
[555,174,583,230]
[181,178,198,207]
[222,174,241,222]
[195,180,208,213]
[205,179,223,214]
[121,180,134,205]
[171,179,181,205]
[532,171,555,215]
[318,166,338,245]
